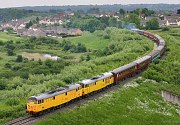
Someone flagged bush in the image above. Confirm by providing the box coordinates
[5,98,20,106]
[7,49,15,56]
[162,27,170,31]
[16,55,23,62]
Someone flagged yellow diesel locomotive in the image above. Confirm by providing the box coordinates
[27,72,114,115]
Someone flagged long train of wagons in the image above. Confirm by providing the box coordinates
[27,29,165,115]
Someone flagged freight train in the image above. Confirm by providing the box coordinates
[27,29,165,115]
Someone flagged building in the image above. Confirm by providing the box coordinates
[1,19,29,31]
[39,17,64,26]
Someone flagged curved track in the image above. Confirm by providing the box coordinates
[4,30,165,125]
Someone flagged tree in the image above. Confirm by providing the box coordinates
[6,27,14,33]
[162,27,170,31]
[86,55,91,61]
[4,63,11,69]
[177,9,180,14]
[119,9,125,16]
[25,21,33,28]
[7,49,15,56]
[123,14,140,28]
[16,55,23,62]
[36,17,39,22]
[109,17,117,27]
[146,18,159,30]
[87,8,100,14]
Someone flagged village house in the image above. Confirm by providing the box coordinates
[17,28,46,37]
[39,17,63,26]
[164,15,180,26]
[17,25,82,38]
[43,26,82,36]
[1,19,29,31]
[139,14,180,27]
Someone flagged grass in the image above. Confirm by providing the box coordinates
[0,32,25,41]
[0,28,154,124]
[58,32,110,50]
[0,52,16,70]
[35,28,180,125]
[35,79,180,125]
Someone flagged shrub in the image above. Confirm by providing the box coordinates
[16,55,23,62]
[162,27,170,31]
[5,98,20,106]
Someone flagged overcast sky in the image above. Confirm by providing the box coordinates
[0,0,180,8]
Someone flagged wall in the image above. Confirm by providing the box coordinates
[162,90,180,105]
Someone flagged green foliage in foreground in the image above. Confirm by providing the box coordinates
[143,29,180,85]
[35,80,180,125]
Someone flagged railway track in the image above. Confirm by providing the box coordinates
[4,74,141,125]
[4,116,36,125]
[4,30,166,125]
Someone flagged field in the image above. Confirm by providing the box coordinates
[35,27,180,125]
[60,31,110,50]
[0,32,25,41]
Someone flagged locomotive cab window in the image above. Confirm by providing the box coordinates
[65,92,67,95]
[28,97,37,104]
[38,100,41,104]
[53,96,55,100]
[80,83,85,88]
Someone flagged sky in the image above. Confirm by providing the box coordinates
[0,0,179,8]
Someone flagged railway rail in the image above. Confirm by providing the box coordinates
[5,74,141,125]
[4,116,35,125]
[4,29,166,125]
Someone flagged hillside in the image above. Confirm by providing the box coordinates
[0,28,154,124]
[35,27,180,125]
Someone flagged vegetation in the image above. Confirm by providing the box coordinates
[123,14,141,28]
[66,16,106,33]
[0,8,47,22]
[146,18,159,30]
[133,8,155,17]
[36,80,180,125]
[36,27,180,125]
[0,28,153,124]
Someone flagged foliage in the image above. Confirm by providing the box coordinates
[87,8,100,14]
[35,80,180,125]
[66,16,121,33]
[123,14,140,28]
[0,8,44,22]
[0,28,154,124]
[162,27,170,31]
[146,18,159,30]
[66,17,106,33]
[133,8,155,16]
[61,40,87,53]
[7,49,15,56]
[16,55,23,62]
[25,21,33,28]
[35,28,180,125]
[119,8,126,16]
[143,30,180,85]
[5,27,14,33]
